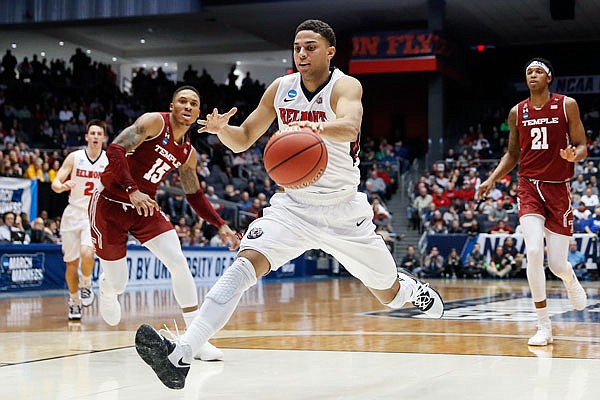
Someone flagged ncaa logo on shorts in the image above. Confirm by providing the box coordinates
[246,227,263,239]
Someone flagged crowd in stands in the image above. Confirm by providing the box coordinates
[0,49,406,250]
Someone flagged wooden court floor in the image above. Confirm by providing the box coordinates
[0,277,598,399]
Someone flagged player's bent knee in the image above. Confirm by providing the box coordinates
[238,249,271,277]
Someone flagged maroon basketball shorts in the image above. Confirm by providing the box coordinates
[517,177,573,236]
[88,191,174,260]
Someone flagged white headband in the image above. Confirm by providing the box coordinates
[526,60,551,75]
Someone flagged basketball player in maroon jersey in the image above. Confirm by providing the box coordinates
[478,58,587,346]
[89,86,239,360]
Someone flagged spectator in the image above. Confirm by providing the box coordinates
[399,245,420,272]
[448,219,464,233]
[567,240,588,280]
[490,220,513,234]
[414,246,444,278]
[580,187,599,208]
[465,242,485,278]
[444,248,462,278]
[366,169,386,200]
[486,246,514,278]
[30,217,55,243]
[582,207,600,235]
[502,236,523,276]
[571,174,587,196]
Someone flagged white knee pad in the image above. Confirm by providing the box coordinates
[206,257,257,305]
[144,230,198,309]
[100,257,129,294]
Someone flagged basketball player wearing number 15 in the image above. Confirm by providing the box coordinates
[478,58,588,347]
[135,20,443,390]
[89,86,239,361]
[52,120,108,321]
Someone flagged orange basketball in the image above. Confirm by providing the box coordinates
[263,127,328,188]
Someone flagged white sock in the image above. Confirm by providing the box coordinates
[182,309,199,329]
[535,306,550,325]
[385,280,414,309]
[182,257,257,354]
[80,275,92,288]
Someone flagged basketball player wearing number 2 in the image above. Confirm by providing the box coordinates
[478,58,588,346]
[89,86,239,361]
[135,20,444,390]
[52,120,109,321]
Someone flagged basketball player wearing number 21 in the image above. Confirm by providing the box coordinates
[478,58,588,346]
[135,19,444,390]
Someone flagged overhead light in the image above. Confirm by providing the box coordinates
[40,51,46,57]
[140,39,146,44]
[59,41,64,46]
[86,49,91,54]
[164,62,169,67]
[282,58,287,63]
[112,57,117,62]
[236,61,241,65]
[142,63,147,68]
[147,28,153,33]
[11,43,16,49]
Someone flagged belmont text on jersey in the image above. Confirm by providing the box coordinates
[278,109,327,125]
[75,169,103,179]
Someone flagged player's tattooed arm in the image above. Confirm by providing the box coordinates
[112,112,162,152]
[179,147,201,194]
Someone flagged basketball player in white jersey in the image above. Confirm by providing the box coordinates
[135,19,444,389]
[52,119,108,320]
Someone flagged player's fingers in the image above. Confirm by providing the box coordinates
[197,119,207,125]
[197,127,206,133]
[225,107,238,117]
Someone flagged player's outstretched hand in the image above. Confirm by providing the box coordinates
[218,224,240,250]
[128,190,160,217]
[477,178,494,200]
[197,107,238,135]
[559,145,577,162]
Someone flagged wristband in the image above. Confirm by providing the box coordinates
[106,143,138,194]
[186,189,226,228]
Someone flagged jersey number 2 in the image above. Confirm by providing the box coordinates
[143,158,170,184]
[530,127,548,150]
[83,182,95,196]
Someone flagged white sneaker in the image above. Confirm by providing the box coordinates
[194,341,224,361]
[564,273,587,311]
[397,268,444,318]
[68,298,82,320]
[528,322,553,346]
[99,273,121,326]
[80,286,95,307]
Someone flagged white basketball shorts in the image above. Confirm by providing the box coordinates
[60,205,93,262]
[239,191,397,290]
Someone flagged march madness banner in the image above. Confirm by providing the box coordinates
[0,177,38,218]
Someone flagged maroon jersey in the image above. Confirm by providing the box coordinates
[517,93,573,181]
[101,112,193,203]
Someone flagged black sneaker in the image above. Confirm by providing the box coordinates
[135,324,192,390]
[397,267,444,318]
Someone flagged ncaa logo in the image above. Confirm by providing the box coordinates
[247,227,263,239]
[287,90,297,99]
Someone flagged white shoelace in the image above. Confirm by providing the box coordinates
[159,320,183,342]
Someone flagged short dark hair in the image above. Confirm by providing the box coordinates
[295,19,336,47]
[173,85,200,100]
[524,57,554,78]
[87,119,106,134]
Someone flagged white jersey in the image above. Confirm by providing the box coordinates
[68,149,108,211]
[274,68,361,202]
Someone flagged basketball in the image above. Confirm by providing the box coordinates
[263,127,328,188]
